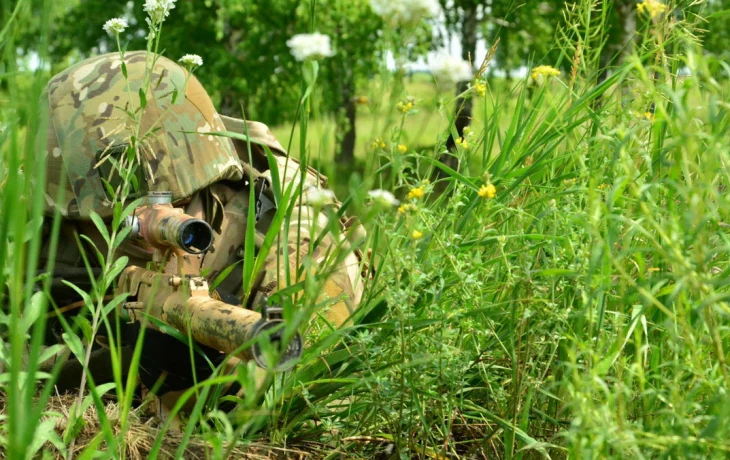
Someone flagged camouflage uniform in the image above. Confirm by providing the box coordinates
[40,51,366,403]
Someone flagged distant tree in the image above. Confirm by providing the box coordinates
[437,0,487,167]
[40,0,382,162]
[486,1,559,79]
[305,0,382,162]
[701,2,730,78]
[436,0,558,169]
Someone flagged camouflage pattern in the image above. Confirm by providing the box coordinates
[183,115,367,327]
[118,264,301,367]
[45,51,243,219]
[42,53,368,415]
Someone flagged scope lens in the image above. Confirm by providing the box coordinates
[182,231,195,246]
[178,220,213,253]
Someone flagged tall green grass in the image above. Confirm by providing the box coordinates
[3,0,730,458]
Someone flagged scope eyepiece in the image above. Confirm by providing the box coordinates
[176,219,213,254]
[126,198,215,254]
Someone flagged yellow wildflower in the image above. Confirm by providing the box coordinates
[643,111,654,121]
[531,65,561,80]
[372,138,387,149]
[396,97,417,114]
[455,137,468,149]
[355,95,369,105]
[397,101,413,113]
[637,0,667,19]
[597,183,610,190]
[397,144,408,153]
[408,186,425,200]
[478,183,496,199]
[563,178,577,185]
[412,230,424,240]
[398,203,417,214]
[474,81,487,97]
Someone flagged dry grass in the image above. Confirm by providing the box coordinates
[0,394,313,459]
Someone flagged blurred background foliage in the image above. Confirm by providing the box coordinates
[14,0,726,166]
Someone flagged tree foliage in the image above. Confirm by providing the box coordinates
[23,0,730,160]
[43,0,382,130]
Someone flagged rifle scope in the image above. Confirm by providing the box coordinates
[127,193,214,254]
[156,215,213,254]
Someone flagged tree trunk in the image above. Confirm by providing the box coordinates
[597,0,636,84]
[337,70,357,164]
[440,3,478,173]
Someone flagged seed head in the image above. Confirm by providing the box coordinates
[103,18,128,36]
[178,54,203,68]
[286,32,335,62]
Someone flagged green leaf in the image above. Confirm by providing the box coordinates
[104,256,129,290]
[21,291,44,332]
[112,225,133,250]
[534,269,578,277]
[264,145,282,203]
[100,177,115,201]
[79,234,105,268]
[112,196,143,231]
[75,434,104,460]
[301,60,319,101]
[88,210,110,245]
[139,87,147,109]
[29,418,65,458]
[421,156,479,191]
[38,344,66,365]
[61,330,85,363]
[102,292,129,318]
[210,259,243,291]
[72,315,94,344]
[61,281,94,311]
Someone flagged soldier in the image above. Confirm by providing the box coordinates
[38,51,367,417]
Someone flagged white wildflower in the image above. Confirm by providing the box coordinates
[178,54,203,68]
[368,189,400,208]
[307,188,336,208]
[429,54,473,84]
[144,0,177,24]
[369,0,441,25]
[102,18,128,36]
[286,33,335,62]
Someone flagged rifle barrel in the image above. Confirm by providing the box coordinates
[162,295,303,370]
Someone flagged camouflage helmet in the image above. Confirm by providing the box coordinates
[44,51,243,219]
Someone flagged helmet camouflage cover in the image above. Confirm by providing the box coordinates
[44,51,243,219]
[38,53,369,404]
